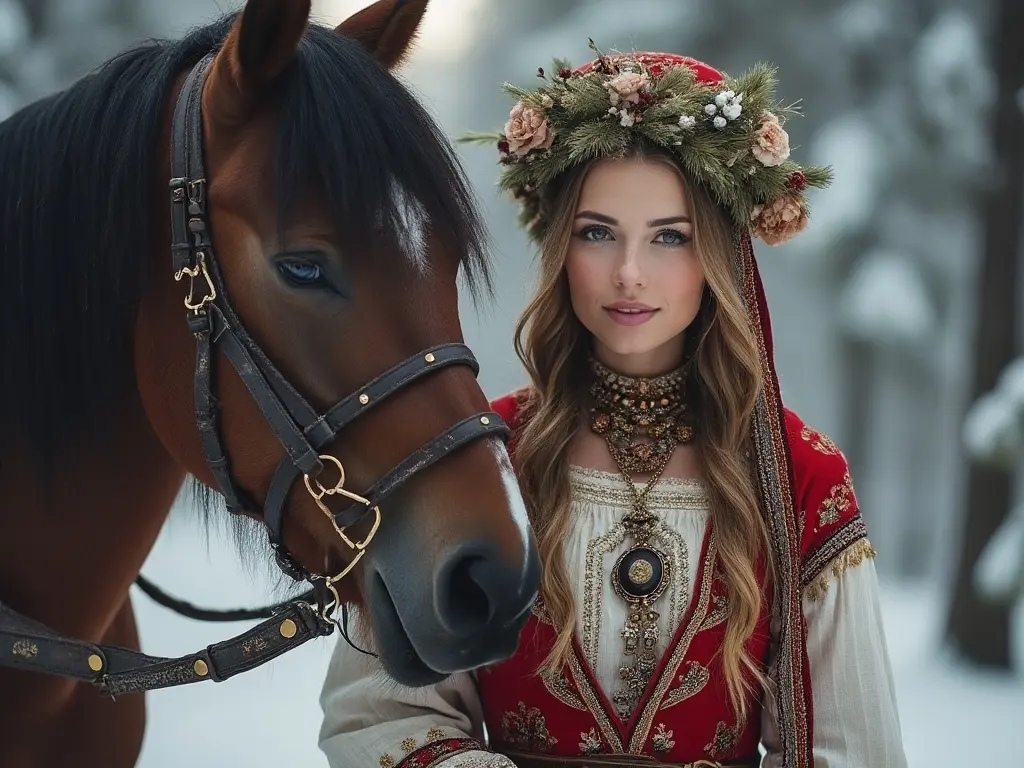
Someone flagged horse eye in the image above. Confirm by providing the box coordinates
[276,258,325,287]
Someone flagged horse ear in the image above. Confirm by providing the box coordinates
[335,0,429,70]
[204,0,311,129]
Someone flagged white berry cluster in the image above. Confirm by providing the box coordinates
[703,89,743,129]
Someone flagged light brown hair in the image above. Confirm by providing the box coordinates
[512,145,772,721]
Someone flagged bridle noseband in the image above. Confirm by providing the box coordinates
[0,53,509,695]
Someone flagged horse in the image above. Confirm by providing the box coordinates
[0,1,540,766]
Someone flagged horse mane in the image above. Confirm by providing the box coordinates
[0,14,491,472]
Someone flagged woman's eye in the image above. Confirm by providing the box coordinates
[277,259,325,287]
[654,229,689,245]
[580,225,613,242]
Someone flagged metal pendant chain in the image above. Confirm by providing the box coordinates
[607,449,674,719]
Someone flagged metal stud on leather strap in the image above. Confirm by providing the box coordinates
[194,659,209,677]
[279,618,297,639]
[87,654,103,672]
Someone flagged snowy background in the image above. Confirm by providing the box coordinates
[1,0,1022,765]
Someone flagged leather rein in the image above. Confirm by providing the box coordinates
[0,53,509,697]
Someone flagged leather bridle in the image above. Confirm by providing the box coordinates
[0,53,509,696]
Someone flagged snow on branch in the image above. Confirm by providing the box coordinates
[963,357,1024,468]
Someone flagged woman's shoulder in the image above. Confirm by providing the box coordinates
[781,407,851,483]
[781,407,865,558]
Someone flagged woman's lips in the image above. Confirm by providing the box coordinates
[604,306,659,326]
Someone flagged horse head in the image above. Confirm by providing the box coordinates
[132,0,539,685]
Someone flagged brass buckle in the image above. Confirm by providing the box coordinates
[174,253,216,314]
[303,455,382,594]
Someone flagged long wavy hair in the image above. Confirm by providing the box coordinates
[512,145,772,722]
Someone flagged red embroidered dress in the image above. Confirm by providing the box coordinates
[317,391,905,768]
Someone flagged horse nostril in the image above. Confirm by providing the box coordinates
[435,538,539,637]
[441,555,494,633]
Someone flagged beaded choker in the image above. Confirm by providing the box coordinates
[588,356,694,476]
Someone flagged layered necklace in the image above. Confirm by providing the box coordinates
[588,356,694,718]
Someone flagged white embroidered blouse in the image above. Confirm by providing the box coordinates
[317,467,908,767]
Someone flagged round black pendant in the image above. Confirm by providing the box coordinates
[612,547,670,602]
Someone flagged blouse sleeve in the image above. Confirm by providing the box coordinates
[317,608,517,767]
[760,553,907,767]
[762,415,908,767]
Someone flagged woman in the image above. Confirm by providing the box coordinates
[317,46,907,768]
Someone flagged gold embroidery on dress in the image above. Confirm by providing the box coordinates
[500,702,558,752]
[571,465,708,508]
[800,424,840,455]
[817,469,854,527]
[651,723,676,753]
[698,590,730,632]
[654,519,691,640]
[805,538,877,601]
[661,660,710,709]
[540,668,587,712]
[382,727,464,768]
[704,721,738,758]
[628,532,717,753]
[582,521,626,664]
[567,650,624,752]
[531,594,553,625]
[579,727,603,755]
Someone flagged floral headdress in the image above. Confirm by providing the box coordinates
[463,43,832,246]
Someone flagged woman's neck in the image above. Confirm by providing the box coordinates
[591,340,686,378]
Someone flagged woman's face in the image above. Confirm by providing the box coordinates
[565,156,706,376]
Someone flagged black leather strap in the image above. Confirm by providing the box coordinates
[319,343,480,436]
[334,412,509,529]
[0,599,332,697]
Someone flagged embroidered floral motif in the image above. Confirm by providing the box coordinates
[400,738,417,753]
[703,721,738,758]
[805,538,877,601]
[817,469,855,528]
[500,702,558,752]
[662,660,710,709]
[380,755,395,768]
[652,723,676,753]
[800,424,840,455]
[425,727,446,742]
[579,727,603,755]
